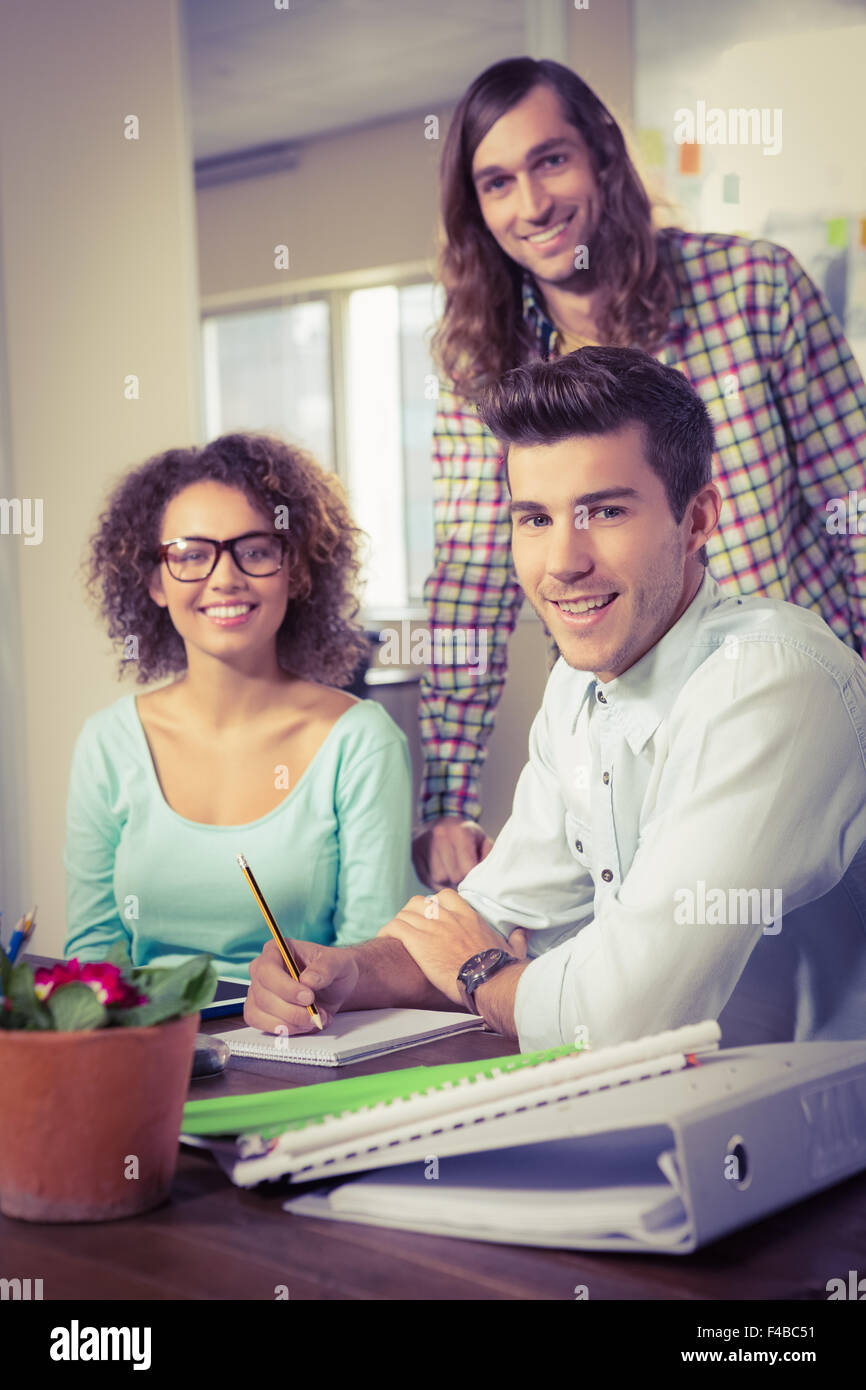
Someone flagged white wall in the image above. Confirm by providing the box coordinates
[0,0,201,956]
[199,113,444,300]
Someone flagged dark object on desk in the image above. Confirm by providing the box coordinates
[191,1034,230,1078]
[200,977,250,1019]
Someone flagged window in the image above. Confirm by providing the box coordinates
[201,276,443,613]
[202,299,333,468]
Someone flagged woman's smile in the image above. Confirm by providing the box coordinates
[197,601,260,628]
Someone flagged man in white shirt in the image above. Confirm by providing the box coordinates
[246,347,866,1050]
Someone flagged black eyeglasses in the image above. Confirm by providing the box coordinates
[157,532,287,582]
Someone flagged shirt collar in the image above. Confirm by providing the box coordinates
[572,570,727,753]
[522,274,558,357]
[521,231,697,359]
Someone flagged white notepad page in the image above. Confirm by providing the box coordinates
[214,1007,486,1065]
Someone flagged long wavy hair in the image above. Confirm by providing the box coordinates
[432,57,676,398]
[86,432,371,686]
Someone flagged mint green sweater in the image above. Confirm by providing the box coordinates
[64,694,412,977]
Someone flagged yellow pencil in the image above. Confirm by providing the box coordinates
[236,854,323,1031]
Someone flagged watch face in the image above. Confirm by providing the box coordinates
[459,948,506,987]
[479,949,504,968]
[464,949,501,974]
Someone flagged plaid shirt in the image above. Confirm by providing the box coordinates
[419,228,866,823]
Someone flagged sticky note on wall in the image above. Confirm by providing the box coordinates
[678,141,700,175]
[638,128,664,167]
[827,217,848,248]
[722,173,740,204]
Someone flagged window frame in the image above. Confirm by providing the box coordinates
[200,260,436,622]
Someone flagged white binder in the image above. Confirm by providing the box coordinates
[282,1038,866,1253]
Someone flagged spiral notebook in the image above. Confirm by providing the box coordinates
[213,1007,486,1066]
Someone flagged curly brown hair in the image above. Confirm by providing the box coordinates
[86,432,371,686]
[431,57,677,398]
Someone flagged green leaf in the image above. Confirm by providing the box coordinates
[181,958,219,1012]
[47,981,107,1031]
[116,955,217,1027]
[5,961,52,1030]
[124,965,162,992]
[0,941,12,998]
[104,940,134,972]
[8,960,40,1015]
[0,949,218,1030]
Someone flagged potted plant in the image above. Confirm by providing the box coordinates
[0,942,217,1221]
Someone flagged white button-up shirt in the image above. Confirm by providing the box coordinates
[459,571,866,1051]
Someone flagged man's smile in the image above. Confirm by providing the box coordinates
[549,592,619,626]
[522,211,575,245]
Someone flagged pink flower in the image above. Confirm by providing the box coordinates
[34,958,147,1008]
[33,962,77,1000]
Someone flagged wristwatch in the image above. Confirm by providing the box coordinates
[457,948,517,1015]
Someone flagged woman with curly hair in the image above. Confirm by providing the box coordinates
[63,432,411,975]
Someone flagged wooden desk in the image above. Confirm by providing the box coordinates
[2,1005,866,1304]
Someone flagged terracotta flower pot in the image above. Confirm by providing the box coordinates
[0,1011,199,1222]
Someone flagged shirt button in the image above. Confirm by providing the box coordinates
[602,771,610,785]
[575,839,583,853]
[601,869,613,882]
[597,691,607,704]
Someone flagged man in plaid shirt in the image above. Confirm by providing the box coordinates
[413,57,866,890]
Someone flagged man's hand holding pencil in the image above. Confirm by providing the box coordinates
[239,853,358,1035]
[245,937,359,1035]
[241,857,493,1035]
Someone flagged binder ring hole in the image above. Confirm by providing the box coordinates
[726,1134,751,1190]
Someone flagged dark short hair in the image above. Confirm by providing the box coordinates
[476,346,714,558]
